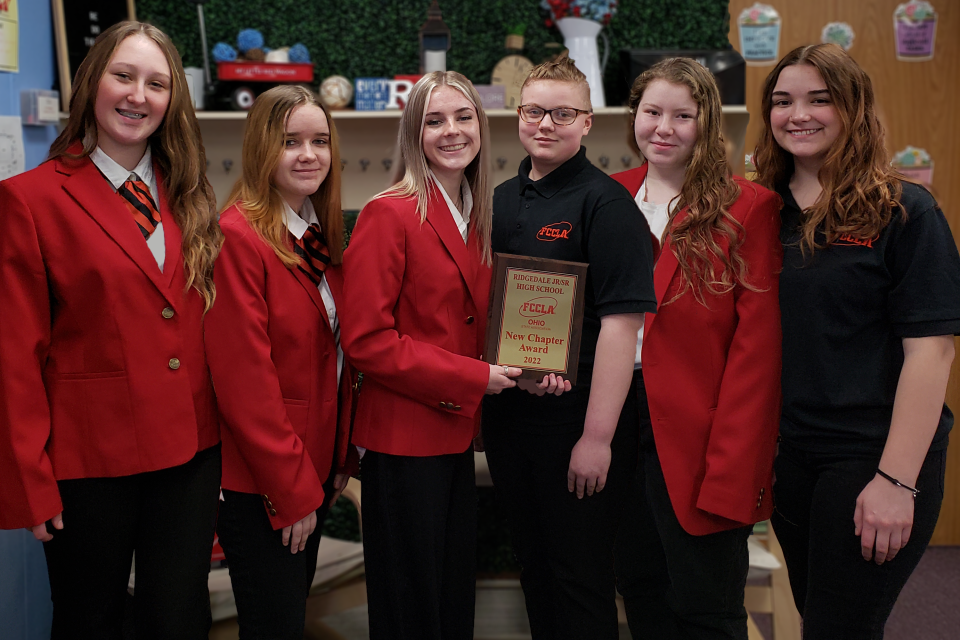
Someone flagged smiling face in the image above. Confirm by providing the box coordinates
[420,84,481,191]
[519,80,593,180]
[519,80,592,180]
[271,104,331,211]
[94,34,172,167]
[634,79,698,173]
[770,64,841,170]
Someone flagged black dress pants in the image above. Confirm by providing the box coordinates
[215,472,335,640]
[615,375,752,640]
[483,372,640,640]
[360,448,477,640]
[42,444,221,640]
[771,440,946,639]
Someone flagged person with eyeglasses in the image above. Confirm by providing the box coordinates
[481,53,657,639]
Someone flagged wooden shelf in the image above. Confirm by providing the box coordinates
[54,105,751,209]
[193,105,748,121]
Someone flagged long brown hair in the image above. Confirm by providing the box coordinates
[628,57,749,305]
[225,86,344,267]
[753,44,902,253]
[48,21,222,311]
[379,71,493,265]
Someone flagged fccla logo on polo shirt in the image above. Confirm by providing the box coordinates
[537,221,572,241]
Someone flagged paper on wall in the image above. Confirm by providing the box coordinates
[0,116,25,180]
[0,0,18,73]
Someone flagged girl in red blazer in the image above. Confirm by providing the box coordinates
[204,86,357,639]
[611,58,782,639]
[339,71,519,639]
[0,22,222,638]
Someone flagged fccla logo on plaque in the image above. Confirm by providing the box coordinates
[520,298,558,317]
[537,221,572,241]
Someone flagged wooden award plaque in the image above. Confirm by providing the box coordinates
[484,253,588,385]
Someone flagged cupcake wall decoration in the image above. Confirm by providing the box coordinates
[821,22,855,51]
[892,146,934,187]
[894,1,938,61]
[738,3,782,66]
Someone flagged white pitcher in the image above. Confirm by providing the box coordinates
[556,17,610,108]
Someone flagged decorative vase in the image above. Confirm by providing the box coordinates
[556,17,609,108]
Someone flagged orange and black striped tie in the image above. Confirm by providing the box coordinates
[118,174,161,240]
[293,223,331,285]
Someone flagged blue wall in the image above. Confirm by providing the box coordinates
[0,0,58,167]
[0,2,59,639]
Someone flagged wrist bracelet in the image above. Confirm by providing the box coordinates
[877,469,920,499]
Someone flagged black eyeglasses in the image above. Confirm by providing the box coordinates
[518,104,592,126]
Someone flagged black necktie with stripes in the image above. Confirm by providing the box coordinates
[293,224,338,343]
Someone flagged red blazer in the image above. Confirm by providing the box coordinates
[205,204,357,530]
[613,165,783,535]
[0,145,218,530]
[340,190,491,456]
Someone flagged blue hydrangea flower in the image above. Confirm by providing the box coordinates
[288,43,310,63]
[237,29,265,53]
[212,42,238,62]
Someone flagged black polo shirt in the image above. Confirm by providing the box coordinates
[778,180,960,455]
[485,147,656,428]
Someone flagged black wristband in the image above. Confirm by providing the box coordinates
[876,469,920,499]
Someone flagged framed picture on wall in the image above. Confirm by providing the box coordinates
[52,0,137,112]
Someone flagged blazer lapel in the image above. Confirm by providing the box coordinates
[156,167,184,291]
[424,189,481,309]
[291,263,331,327]
[645,206,688,335]
[324,264,344,311]
[58,155,177,306]
[322,265,344,336]
[622,163,648,196]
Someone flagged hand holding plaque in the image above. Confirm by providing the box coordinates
[484,253,588,385]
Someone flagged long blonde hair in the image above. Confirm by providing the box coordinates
[753,44,902,253]
[225,85,344,267]
[49,21,222,311]
[628,57,750,305]
[378,71,493,265]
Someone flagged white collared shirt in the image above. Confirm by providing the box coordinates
[634,177,678,367]
[430,170,473,243]
[282,198,342,383]
[91,146,165,271]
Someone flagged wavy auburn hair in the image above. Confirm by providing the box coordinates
[224,85,344,267]
[379,71,493,265]
[48,21,222,311]
[628,57,750,305]
[753,44,902,253]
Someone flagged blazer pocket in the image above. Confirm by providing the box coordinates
[48,374,136,460]
[283,400,310,438]
[56,370,127,381]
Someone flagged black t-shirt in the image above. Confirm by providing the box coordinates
[484,147,657,429]
[778,180,960,454]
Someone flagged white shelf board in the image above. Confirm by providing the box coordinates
[191,104,749,121]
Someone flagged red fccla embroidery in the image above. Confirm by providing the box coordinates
[537,221,572,241]
[835,233,878,248]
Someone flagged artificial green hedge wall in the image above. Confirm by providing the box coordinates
[137,0,731,104]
